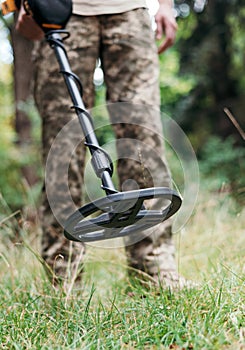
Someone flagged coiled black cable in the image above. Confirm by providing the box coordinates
[45,30,117,195]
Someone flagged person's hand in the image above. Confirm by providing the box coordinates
[155,3,178,54]
[15,4,44,41]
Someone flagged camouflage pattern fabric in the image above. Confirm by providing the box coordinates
[33,8,177,285]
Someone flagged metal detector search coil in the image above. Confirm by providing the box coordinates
[64,187,182,242]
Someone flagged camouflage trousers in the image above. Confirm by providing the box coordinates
[33,9,177,283]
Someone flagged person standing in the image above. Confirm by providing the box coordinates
[16,0,188,289]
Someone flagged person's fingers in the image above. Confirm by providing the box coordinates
[158,23,177,54]
[155,17,163,40]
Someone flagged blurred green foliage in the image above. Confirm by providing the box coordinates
[200,136,245,206]
[0,63,22,209]
[171,0,245,146]
[0,63,42,211]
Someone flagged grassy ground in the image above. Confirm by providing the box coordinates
[0,189,244,349]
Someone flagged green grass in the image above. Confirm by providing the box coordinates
[0,189,244,349]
